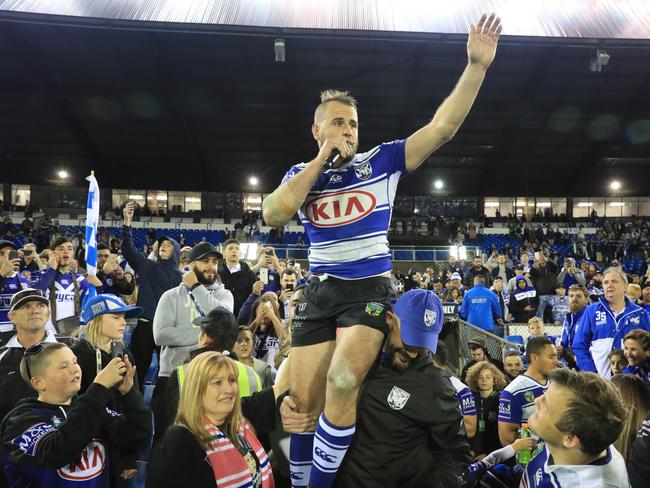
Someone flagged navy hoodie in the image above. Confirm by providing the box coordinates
[121,227,181,320]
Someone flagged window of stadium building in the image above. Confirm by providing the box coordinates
[11,184,30,207]
[573,197,650,218]
[112,189,145,209]
[243,193,263,212]
[167,191,202,213]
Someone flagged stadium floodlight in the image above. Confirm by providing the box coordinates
[249,176,259,186]
[434,179,444,190]
[609,180,621,191]
[57,170,68,179]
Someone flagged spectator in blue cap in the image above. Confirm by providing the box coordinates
[71,294,144,483]
[282,289,471,487]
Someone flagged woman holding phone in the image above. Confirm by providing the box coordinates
[71,293,144,482]
[247,296,283,372]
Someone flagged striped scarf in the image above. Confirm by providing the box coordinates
[204,423,274,488]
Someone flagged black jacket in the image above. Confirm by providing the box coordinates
[464,266,492,288]
[70,339,141,473]
[96,270,135,296]
[218,261,256,316]
[1,384,150,488]
[121,226,181,320]
[336,355,471,487]
[628,411,650,488]
[529,262,559,295]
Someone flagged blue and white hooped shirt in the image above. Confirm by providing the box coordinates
[281,140,407,279]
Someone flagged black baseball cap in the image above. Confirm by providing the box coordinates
[188,242,222,262]
[192,307,238,341]
[0,240,17,251]
[9,288,49,312]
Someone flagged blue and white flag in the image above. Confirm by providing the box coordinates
[85,174,100,276]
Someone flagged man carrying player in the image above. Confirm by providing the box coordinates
[263,13,503,488]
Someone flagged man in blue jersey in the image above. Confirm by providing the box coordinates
[498,336,558,446]
[521,369,629,488]
[263,13,503,487]
[573,267,650,379]
[0,240,28,338]
[559,284,589,367]
[30,236,100,334]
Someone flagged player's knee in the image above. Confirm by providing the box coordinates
[327,362,360,394]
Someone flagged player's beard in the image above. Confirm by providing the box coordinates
[386,346,415,372]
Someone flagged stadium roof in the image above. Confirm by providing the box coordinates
[0,7,649,197]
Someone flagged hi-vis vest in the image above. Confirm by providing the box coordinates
[177,360,262,398]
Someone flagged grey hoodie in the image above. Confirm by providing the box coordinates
[153,282,234,377]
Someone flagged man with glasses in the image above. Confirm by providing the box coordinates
[0,240,30,339]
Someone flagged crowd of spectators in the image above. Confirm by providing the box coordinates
[1,207,649,487]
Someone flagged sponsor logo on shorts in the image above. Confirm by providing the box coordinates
[365,302,385,317]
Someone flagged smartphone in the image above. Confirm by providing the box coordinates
[534,252,540,260]
[285,283,294,291]
[259,267,269,285]
[110,341,125,359]
[8,250,19,261]
[294,262,301,272]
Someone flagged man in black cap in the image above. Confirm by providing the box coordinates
[461,337,505,383]
[152,241,234,413]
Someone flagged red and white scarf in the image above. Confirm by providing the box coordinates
[204,422,274,488]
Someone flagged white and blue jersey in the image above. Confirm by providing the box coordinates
[520,444,630,488]
[282,140,407,279]
[623,361,650,389]
[450,375,477,416]
[498,374,548,426]
[0,273,29,332]
[548,296,569,324]
[31,268,91,322]
[573,296,650,379]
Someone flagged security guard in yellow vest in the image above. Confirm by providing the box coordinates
[154,306,262,443]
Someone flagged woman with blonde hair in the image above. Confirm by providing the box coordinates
[71,293,143,482]
[610,373,650,461]
[465,360,508,460]
[147,351,274,487]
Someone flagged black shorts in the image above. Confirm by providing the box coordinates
[291,276,395,347]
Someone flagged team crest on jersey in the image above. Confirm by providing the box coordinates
[629,316,640,325]
[424,309,436,327]
[524,391,536,403]
[354,161,372,180]
[387,386,411,410]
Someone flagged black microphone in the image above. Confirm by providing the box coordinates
[324,149,341,170]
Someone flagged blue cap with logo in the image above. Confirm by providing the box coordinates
[81,294,142,323]
[393,289,444,354]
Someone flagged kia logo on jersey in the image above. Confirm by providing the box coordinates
[305,190,376,227]
[58,440,106,481]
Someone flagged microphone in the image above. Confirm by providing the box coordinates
[324,149,341,170]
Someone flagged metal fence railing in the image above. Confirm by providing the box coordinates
[505,324,563,342]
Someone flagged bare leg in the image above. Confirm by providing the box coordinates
[290,340,336,418]
[324,325,385,426]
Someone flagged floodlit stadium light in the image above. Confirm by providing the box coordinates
[609,180,621,191]
[249,176,259,186]
[57,170,68,179]
[434,179,444,190]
